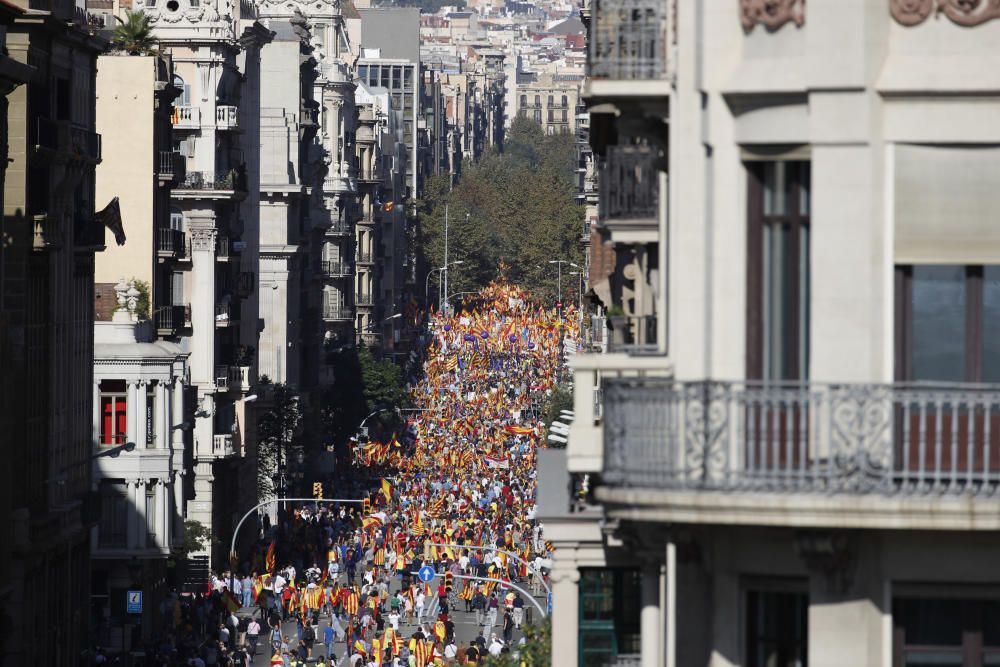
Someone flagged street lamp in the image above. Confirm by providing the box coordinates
[548,260,579,317]
[425,261,464,310]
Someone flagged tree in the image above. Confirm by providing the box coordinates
[112,10,157,56]
[358,346,409,413]
[256,381,302,500]
[414,119,584,305]
[181,519,216,555]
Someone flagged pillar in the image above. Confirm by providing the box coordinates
[157,479,169,550]
[189,225,217,388]
[126,381,139,446]
[665,538,676,667]
[93,380,101,447]
[135,381,147,447]
[172,472,184,546]
[172,376,185,449]
[128,480,142,549]
[154,381,167,449]
[641,561,662,667]
[549,563,580,667]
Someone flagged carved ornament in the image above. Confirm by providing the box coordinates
[891,0,1000,25]
[740,0,805,31]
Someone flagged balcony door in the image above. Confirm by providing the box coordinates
[745,160,811,477]
[895,265,1000,476]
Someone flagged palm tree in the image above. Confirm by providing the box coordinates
[112,10,157,56]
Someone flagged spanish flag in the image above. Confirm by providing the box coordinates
[265,542,276,574]
[383,201,395,212]
[354,639,367,655]
[381,479,392,503]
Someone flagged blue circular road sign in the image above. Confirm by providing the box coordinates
[417,565,436,583]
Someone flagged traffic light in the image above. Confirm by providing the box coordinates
[312,482,323,499]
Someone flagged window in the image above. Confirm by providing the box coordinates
[358,65,368,80]
[548,94,554,107]
[562,94,568,107]
[173,74,190,106]
[403,67,412,88]
[98,480,128,548]
[533,110,541,124]
[746,588,808,667]
[578,569,641,667]
[392,66,402,90]
[519,94,527,109]
[171,272,185,306]
[747,161,811,381]
[100,380,127,446]
[169,208,184,232]
[562,109,568,122]
[894,596,1000,667]
[534,94,541,108]
[896,265,1000,382]
[380,66,391,86]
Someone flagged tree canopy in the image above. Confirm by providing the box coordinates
[111,10,157,56]
[416,117,585,307]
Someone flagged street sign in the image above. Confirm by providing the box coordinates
[417,565,436,583]
[126,590,143,615]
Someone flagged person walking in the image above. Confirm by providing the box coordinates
[502,610,514,643]
[485,593,498,629]
[247,617,261,658]
[512,593,524,629]
[472,590,486,628]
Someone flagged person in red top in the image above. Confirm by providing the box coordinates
[437,583,448,614]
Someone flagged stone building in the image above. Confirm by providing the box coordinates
[544,1,1000,666]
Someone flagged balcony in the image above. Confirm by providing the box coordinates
[216,236,243,261]
[356,294,375,307]
[156,228,187,259]
[31,118,102,164]
[236,271,255,297]
[587,0,670,97]
[326,222,353,236]
[596,379,1000,531]
[320,260,353,278]
[154,304,191,335]
[157,150,186,183]
[171,105,201,129]
[356,252,374,265]
[606,314,657,353]
[598,145,659,239]
[212,434,237,457]
[215,302,234,327]
[322,303,353,321]
[216,105,239,130]
[174,169,248,199]
[229,365,252,392]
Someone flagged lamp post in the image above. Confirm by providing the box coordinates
[425,261,464,310]
[548,260,579,318]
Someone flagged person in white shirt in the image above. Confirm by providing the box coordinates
[388,610,401,631]
[444,642,458,659]
[488,635,504,657]
[415,590,426,621]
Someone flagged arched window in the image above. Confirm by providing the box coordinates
[173,74,190,106]
[170,207,184,231]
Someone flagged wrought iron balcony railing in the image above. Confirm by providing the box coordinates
[322,304,353,321]
[606,314,657,353]
[599,145,659,222]
[320,260,353,277]
[158,150,186,182]
[603,379,1000,496]
[589,0,669,80]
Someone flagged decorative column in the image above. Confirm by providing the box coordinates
[172,472,185,546]
[156,479,169,550]
[549,562,581,667]
[126,381,139,446]
[154,381,167,449]
[640,560,662,667]
[136,479,148,550]
[93,380,101,447]
[172,376,185,449]
[128,479,142,549]
[665,538,676,667]
[189,225,217,388]
[135,381,148,448]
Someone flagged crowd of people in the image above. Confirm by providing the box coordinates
[129,282,571,666]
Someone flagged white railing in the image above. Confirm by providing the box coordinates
[216,105,239,130]
[171,106,200,127]
[213,434,235,457]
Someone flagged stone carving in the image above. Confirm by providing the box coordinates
[891,0,1000,25]
[939,0,1000,24]
[889,0,934,24]
[190,227,217,252]
[740,0,805,31]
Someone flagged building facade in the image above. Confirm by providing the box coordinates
[0,0,105,662]
[144,0,261,564]
[545,1,1000,666]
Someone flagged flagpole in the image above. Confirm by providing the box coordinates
[442,203,449,313]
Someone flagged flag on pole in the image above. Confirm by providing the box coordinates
[265,542,276,574]
[95,196,126,246]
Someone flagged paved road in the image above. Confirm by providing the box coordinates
[242,580,547,665]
